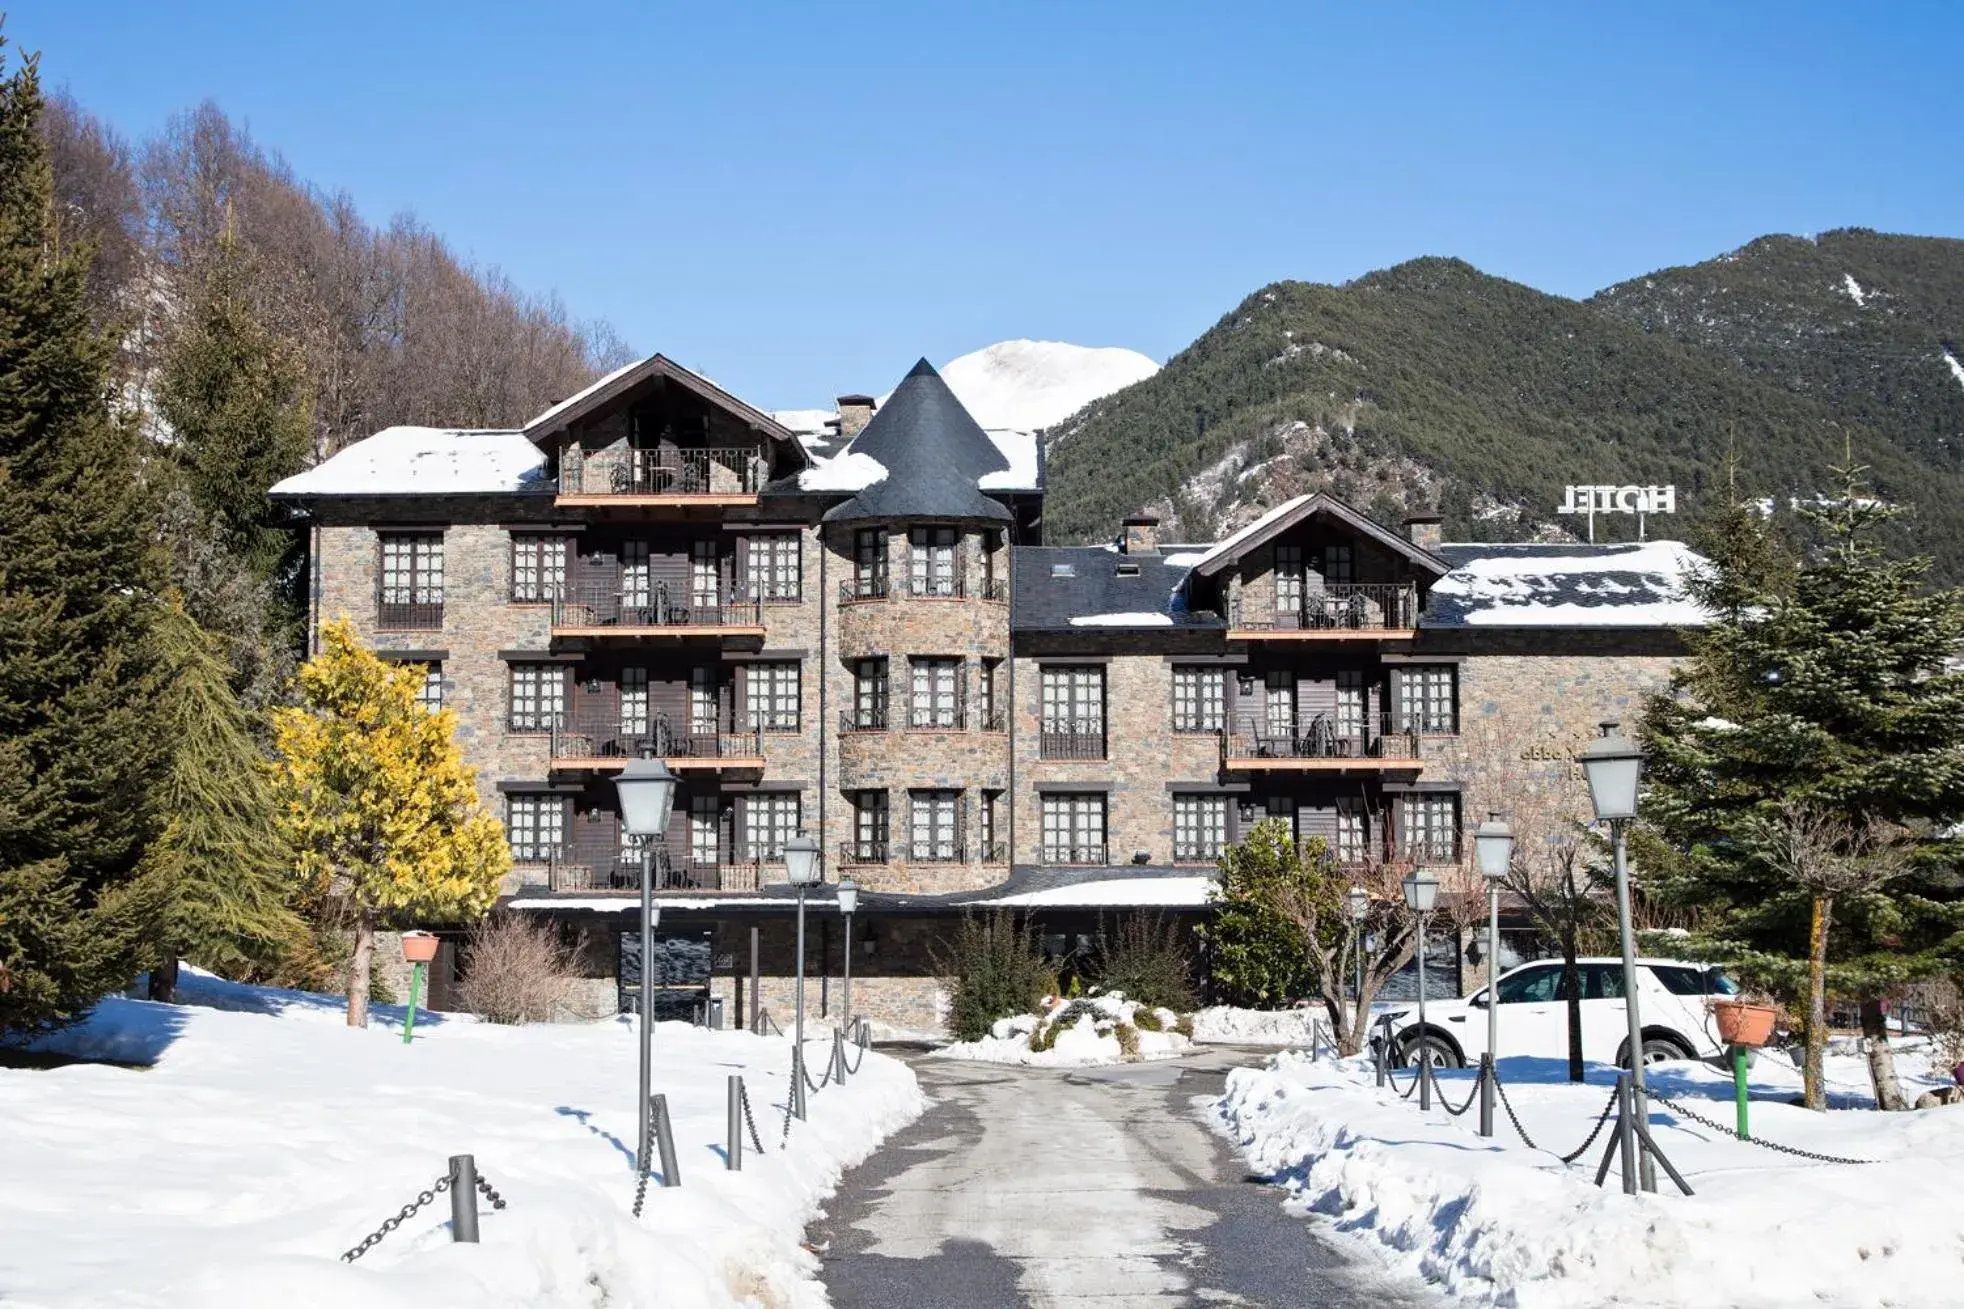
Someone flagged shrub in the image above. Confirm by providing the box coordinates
[1173,1013,1195,1039]
[1114,1021,1140,1059]
[1092,914,1198,1012]
[934,911,1053,1042]
[1132,1006,1164,1033]
[456,914,583,1024]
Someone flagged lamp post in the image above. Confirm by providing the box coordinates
[783,833,823,1119]
[837,877,859,1031]
[1344,886,1370,1044]
[1472,813,1515,1138]
[613,755,678,1172]
[1401,866,1440,1110]
[1579,719,1653,1192]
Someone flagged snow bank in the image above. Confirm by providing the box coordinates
[1217,1047,1964,1308]
[935,993,1193,1067]
[797,449,888,491]
[3,971,923,1308]
[1191,1006,1326,1046]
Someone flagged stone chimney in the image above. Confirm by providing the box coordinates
[836,394,876,439]
[1121,513,1161,555]
[1403,512,1444,551]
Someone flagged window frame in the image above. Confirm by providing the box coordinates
[508,663,564,733]
[1274,544,1304,614]
[854,657,889,729]
[506,793,565,863]
[740,793,800,863]
[1171,664,1225,733]
[378,532,445,628]
[908,526,959,597]
[414,662,445,714]
[1172,793,1229,862]
[1040,792,1107,864]
[744,532,802,603]
[1397,665,1459,735]
[745,661,801,733]
[909,656,963,730]
[1399,792,1459,864]
[910,788,961,861]
[509,534,569,604]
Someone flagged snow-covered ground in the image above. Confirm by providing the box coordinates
[1,971,923,1308]
[1191,1005,1328,1046]
[1217,1042,1964,1308]
[934,993,1193,1066]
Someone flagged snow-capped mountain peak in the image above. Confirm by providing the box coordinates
[926,339,1159,432]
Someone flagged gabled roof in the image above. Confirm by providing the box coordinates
[821,359,1014,523]
[1187,493,1452,578]
[1013,546,1223,632]
[523,354,806,465]
[269,427,548,499]
[1427,541,1710,628]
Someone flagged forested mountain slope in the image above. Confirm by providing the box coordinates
[1044,235,1964,577]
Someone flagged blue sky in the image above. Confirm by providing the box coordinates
[14,2,1961,409]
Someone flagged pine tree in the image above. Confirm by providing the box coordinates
[271,619,508,1026]
[1641,457,1964,1109]
[140,599,309,1000]
[0,42,168,1035]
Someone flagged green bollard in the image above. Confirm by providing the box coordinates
[1731,1043,1750,1139]
[403,960,425,1045]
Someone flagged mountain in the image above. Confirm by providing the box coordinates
[927,340,1159,432]
[1041,233,1964,578]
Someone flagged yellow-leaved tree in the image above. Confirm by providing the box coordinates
[272,618,509,1026]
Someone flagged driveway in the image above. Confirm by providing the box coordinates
[811,1046,1436,1308]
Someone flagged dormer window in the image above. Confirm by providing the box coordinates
[1051,563,1076,578]
[1115,562,1140,577]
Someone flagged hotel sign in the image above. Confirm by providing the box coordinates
[1556,484,1676,541]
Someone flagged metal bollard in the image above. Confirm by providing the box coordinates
[832,1028,849,1082]
[727,1075,743,1171]
[1478,1052,1495,1138]
[792,1048,808,1120]
[651,1093,681,1188]
[449,1154,480,1243]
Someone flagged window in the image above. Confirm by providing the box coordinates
[980,790,1002,860]
[1041,793,1106,864]
[415,663,445,714]
[1398,665,1458,734]
[1040,665,1104,755]
[745,662,800,732]
[691,540,720,607]
[909,526,958,596]
[1265,671,1295,736]
[853,791,889,860]
[506,794,563,863]
[1336,669,1367,740]
[621,539,651,611]
[1322,544,1354,584]
[689,666,718,735]
[509,663,564,732]
[379,533,443,627]
[854,658,889,729]
[1400,793,1459,864]
[981,530,1002,596]
[1173,794,1228,861]
[1274,544,1303,614]
[619,666,649,737]
[689,795,722,866]
[853,528,889,598]
[910,657,962,729]
[1496,964,1562,1005]
[741,793,800,862]
[1335,799,1370,866]
[1582,964,1629,1001]
[1651,965,1740,997]
[910,789,960,861]
[510,535,568,603]
[979,658,1003,729]
[1171,665,1225,732]
[745,533,800,602]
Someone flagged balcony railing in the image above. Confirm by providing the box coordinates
[906,842,965,863]
[838,840,890,865]
[905,572,965,599]
[979,840,1007,863]
[549,715,763,764]
[839,707,888,734]
[1039,725,1106,760]
[980,704,1007,732]
[1173,841,1226,863]
[551,581,762,631]
[377,598,443,631]
[981,576,1008,602]
[559,446,768,498]
[1222,713,1420,763]
[1229,583,1419,633]
[511,845,761,894]
[839,575,889,603]
[1040,843,1108,866]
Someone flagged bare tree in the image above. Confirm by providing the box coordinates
[1747,803,1914,1110]
[1501,822,1611,1082]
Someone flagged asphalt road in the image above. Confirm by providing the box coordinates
[811,1046,1437,1308]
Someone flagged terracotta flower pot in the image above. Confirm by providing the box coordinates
[1713,999,1778,1047]
[400,931,440,964]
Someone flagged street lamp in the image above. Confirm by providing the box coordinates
[1579,719,1654,1191]
[1401,865,1440,1110]
[1472,813,1515,1138]
[614,755,678,1171]
[783,833,823,1119]
[837,878,860,1032]
[1344,886,1370,1041]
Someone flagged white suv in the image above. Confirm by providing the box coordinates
[1380,957,1738,1070]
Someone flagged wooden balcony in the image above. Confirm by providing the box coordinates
[547,717,765,773]
[555,446,768,508]
[1221,714,1425,773]
[550,581,764,640]
[1228,583,1419,640]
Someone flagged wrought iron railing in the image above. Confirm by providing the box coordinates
[376,598,444,631]
[1229,582,1419,632]
[838,575,889,602]
[1173,841,1226,863]
[980,704,1007,732]
[1039,726,1106,760]
[511,845,760,893]
[906,842,965,863]
[549,715,763,763]
[981,577,1008,602]
[560,445,768,497]
[837,840,890,865]
[905,572,965,599]
[1040,843,1108,866]
[1222,713,1419,763]
[979,840,1008,863]
[550,580,762,630]
[839,707,888,734]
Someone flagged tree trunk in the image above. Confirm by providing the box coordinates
[1561,942,1584,1083]
[347,908,376,1028]
[147,955,180,1004]
[1804,893,1832,1111]
[1861,995,1908,1111]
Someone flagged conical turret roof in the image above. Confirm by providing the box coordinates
[822,359,1013,523]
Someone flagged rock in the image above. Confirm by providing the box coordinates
[1913,1085,1964,1109]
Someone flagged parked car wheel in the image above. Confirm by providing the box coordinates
[1397,1031,1464,1070]
[1618,1033,1695,1067]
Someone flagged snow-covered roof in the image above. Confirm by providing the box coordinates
[981,876,1217,908]
[270,427,548,498]
[1186,493,1450,578]
[978,429,1041,491]
[524,357,643,432]
[1428,541,1711,628]
[1013,546,1219,633]
[521,353,801,457]
[797,450,889,492]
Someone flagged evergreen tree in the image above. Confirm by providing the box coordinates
[0,42,168,1035]
[1641,458,1964,1108]
[140,599,309,1000]
[271,619,508,1026]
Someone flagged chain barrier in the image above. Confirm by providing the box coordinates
[802,1042,835,1093]
[474,1174,508,1211]
[631,1165,650,1218]
[1387,1065,1420,1100]
[842,1029,868,1076]
[737,1078,769,1154]
[1489,1069,1541,1152]
[1554,1084,1622,1165]
[1437,1073,1482,1118]
[781,1048,800,1143]
[341,1173,451,1263]
[1651,1093,1878,1166]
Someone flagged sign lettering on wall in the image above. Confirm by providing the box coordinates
[1556,484,1677,542]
